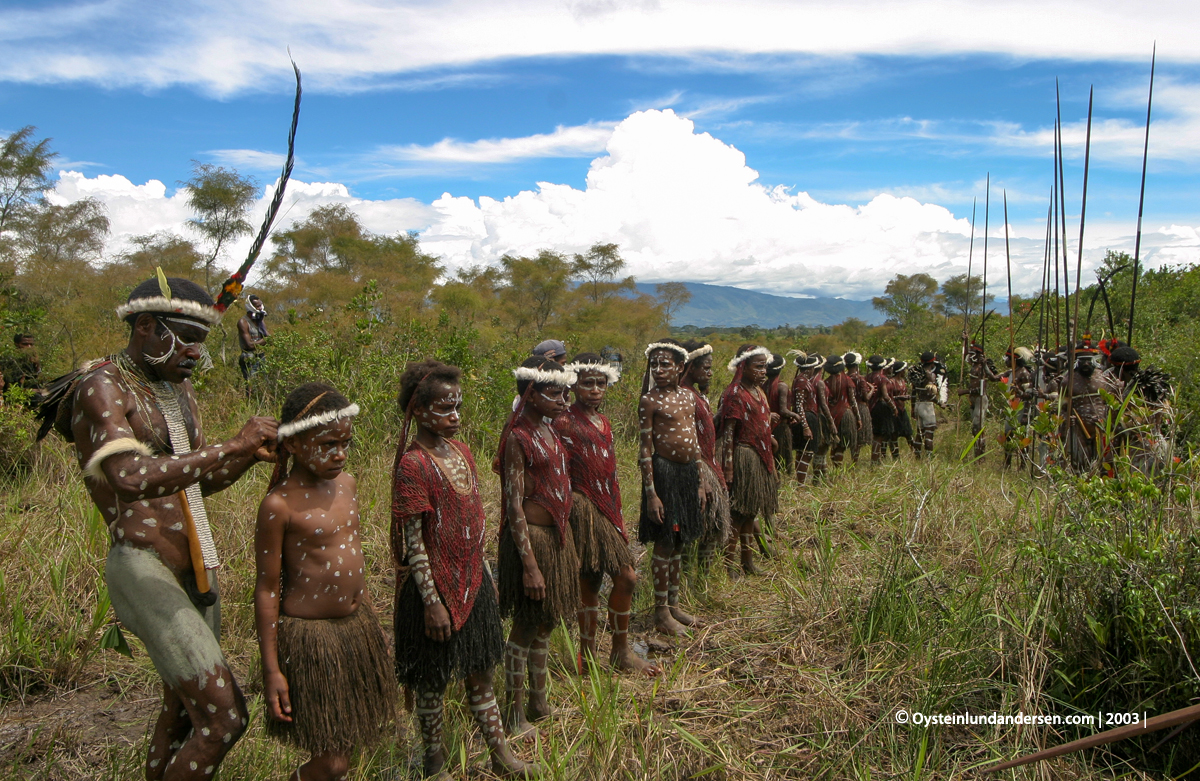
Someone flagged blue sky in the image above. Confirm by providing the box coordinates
[4,1,1199,298]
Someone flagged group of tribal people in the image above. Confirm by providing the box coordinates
[962,334,1174,475]
[29,275,833,781]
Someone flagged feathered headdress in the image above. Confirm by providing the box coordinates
[563,360,620,385]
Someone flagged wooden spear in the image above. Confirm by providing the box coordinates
[1065,87,1095,454]
[1004,191,1016,384]
[1127,43,1156,346]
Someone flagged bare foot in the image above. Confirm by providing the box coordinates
[654,606,689,637]
[527,697,554,722]
[504,709,538,743]
[669,606,702,628]
[610,645,662,677]
[741,559,760,576]
[493,755,542,778]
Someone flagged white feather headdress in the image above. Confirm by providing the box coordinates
[686,344,713,362]
[644,342,690,362]
[563,362,620,385]
[727,346,772,372]
[513,366,579,387]
[114,297,223,326]
[278,403,361,440]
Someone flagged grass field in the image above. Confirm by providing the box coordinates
[1,394,1195,780]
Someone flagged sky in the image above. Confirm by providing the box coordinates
[4,0,1200,300]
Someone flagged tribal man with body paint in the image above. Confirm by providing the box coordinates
[37,276,277,781]
[638,339,710,636]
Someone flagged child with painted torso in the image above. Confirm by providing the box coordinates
[254,382,396,781]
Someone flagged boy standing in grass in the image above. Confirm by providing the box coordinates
[255,382,396,781]
[390,360,534,779]
[681,339,731,572]
[554,353,659,675]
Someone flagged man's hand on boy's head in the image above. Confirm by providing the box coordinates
[234,416,279,455]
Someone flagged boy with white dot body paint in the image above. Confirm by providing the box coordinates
[497,356,581,740]
[255,382,396,781]
[37,275,277,781]
[638,339,710,637]
[390,359,536,779]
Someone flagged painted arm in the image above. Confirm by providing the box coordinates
[73,372,275,503]
[777,383,800,423]
[184,389,271,495]
[721,420,737,485]
[816,380,835,426]
[793,384,813,437]
[638,394,665,523]
[404,511,452,642]
[253,493,291,723]
[504,435,545,601]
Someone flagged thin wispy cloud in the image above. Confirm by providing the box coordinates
[372,122,617,165]
[206,149,287,170]
[1,1,1198,95]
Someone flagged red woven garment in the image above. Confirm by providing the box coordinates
[866,370,891,410]
[689,388,721,475]
[553,404,625,540]
[723,385,776,474]
[825,373,856,419]
[767,377,782,415]
[792,372,816,414]
[391,440,486,631]
[853,373,875,403]
[505,416,572,543]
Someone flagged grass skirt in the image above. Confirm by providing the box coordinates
[772,420,794,472]
[793,411,825,453]
[498,523,580,628]
[394,568,504,692]
[895,408,914,441]
[730,445,778,520]
[833,409,857,451]
[265,602,397,755]
[697,459,732,547]
[871,403,898,439]
[638,455,703,546]
[571,491,634,577]
[856,402,872,447]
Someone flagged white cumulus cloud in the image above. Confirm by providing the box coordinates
[50,109,1198,298]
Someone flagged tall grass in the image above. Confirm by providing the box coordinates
[3,332,1198,779]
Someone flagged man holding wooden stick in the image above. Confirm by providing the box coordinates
[38,274,277,780]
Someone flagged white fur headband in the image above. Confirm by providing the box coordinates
[277,403,361,440]
[115,297,223,326]
[563,362,620,385]
[727,346,772,372]
[686,344,713,362]
[644,342,690,362]
[513,366,579,386]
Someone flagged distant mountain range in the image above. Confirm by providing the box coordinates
[635,282,882,327]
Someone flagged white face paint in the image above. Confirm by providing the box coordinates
[430,391,463,418]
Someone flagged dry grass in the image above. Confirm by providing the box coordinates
[0,399,1167,779]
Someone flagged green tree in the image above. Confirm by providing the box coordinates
[572,243,628,304]
[872,273,938,328]
[115,232,207,279]
[0,127,57,259]
[183,162,257,294]
[655,282,692,325]
[936,273,993,321]
[499,250,574,338]
[17,199,109,278]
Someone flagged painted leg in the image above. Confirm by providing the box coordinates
[526,627,554,722]
[697,541,716,572]
[502,629,536,741]
[608,566,660,675]
[830,447,844,469]
[653,542,687,635]
[740,520,759,576]
[466,670,537,778]
[146,684,192,781]
[577,572,601,674]
[157,667,247,781]
[296,752,351,781]
[872,437,884,464]
[667,553,700,627]
[796,452,812,485]
[414,685,448,778]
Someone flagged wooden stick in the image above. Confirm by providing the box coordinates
[984,704,1200,773]
[1128,43,1156,346]
[178,490,211,594]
